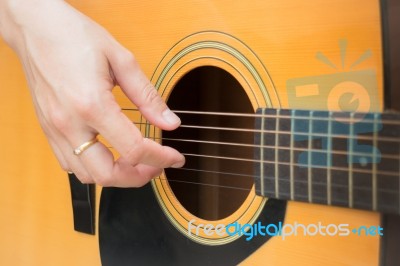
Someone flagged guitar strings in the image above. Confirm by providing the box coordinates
[155,174,398,195]
[106,148,400,196]
[155,174,396,210]
[123,108,400,125]
[131,121,400,170]
[155,136,399,161]
[111,108,400,191]
[154,176,253,192]
[179,153,399,177]
[133,121,400,144]
[106,138,400,177]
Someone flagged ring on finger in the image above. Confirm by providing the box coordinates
[73,137,98,156]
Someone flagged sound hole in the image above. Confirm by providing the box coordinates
[164,66,254,221]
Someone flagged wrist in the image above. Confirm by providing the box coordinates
[0,0,31,47]
[0,0,65,49]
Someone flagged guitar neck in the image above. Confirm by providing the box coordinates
[254,108,400,215]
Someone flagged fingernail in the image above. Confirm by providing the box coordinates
[171,159,185,168]
[162,109,181,125]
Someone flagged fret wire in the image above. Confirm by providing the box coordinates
[260,109,266,197]
[134,122,400,144]
[348,113,354,208]
[308,111,313,203]
[139,114,144,131]
[327,111,333,205]
[123,108,400,126]
[275,109,280,198]
[372,113,378,211]
[290,110,295,201]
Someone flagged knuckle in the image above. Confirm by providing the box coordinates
[79,177,94,185]
[94,174,114,187]
[74,173,93,184]
[76,98,96,120]
[59,163,70,172]
[48,109,69,131]
[72,83,117,124]
[74,96,102,122]
[134,177,153,188]
[119,50,137,67]
[123,137,144,165]
[159,147,173,166]
[142,83,163,106]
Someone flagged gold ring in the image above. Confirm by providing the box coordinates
[73,137,98,155]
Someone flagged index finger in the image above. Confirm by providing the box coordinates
[106,46,181,131]
[93,102,185,169]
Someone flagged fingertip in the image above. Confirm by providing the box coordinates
[162,108,181,128]
[171,161,185,168]
[171,154,185,168]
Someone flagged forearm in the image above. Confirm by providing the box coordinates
[0,0,32,46]
[0,0,67,49]
[0,0,16,45]
[0,0,184,186]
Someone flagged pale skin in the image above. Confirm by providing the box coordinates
[0,0,185,187]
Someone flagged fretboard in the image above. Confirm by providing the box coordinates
[254,108,400,215]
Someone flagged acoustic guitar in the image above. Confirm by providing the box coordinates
[0,0,398,265]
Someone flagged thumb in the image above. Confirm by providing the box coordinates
[107,47,181,130]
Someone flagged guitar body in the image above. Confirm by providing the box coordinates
[0,0,397,265]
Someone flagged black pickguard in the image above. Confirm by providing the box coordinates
[99,184,286,266]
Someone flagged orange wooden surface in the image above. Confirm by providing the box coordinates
[0,0,384,265]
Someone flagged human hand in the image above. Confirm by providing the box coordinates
[0,0,185,187]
